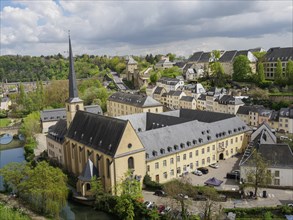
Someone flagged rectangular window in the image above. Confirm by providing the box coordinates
[240,135,243,141]
[207,157,210,163]
[236,137,238,143]
[212,155,215,161]
[170,169,174,176]
[170,158,174,164]
[147,165,150,172]
[275,170,280,177]
[177,156,180,162]
[202,148,205,154]
[226,140,228,147]
[231,148,233,154]
[207,146,210,153]
[212,145,215,150]
[177,167,181,174]
[163,160,167,166]
[189,152,192,158]
[202,159,205,165]
[274,179,280,186]
[231,138,233,144]
[163,172,167,179]
[190,163,193,169]
[196,150,198,156]
[155,162,159,169]
[183,165,187,171]
[196,161,199,167]
[183,154,186,160]
[226,150,229,156]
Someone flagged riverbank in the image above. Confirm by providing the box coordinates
[0,139,24,151]
[0,193,47,220]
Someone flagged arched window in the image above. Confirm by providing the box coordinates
[128,157,134,170]
[86,183,91,191]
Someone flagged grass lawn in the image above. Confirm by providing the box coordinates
[0,118,11,127]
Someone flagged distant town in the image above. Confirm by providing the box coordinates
[0,43,293,220]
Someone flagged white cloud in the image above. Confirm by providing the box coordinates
[0,0,292,56]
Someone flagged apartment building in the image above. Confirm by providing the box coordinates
[214,95,244,115]
[179,96,196,110]
[156,77,184,92]
[163,90,186,109]
[107,92,163,117]
[278,107,293,133]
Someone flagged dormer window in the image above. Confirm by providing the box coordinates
[228,130,232,134]
[192,139,197,145]
[242,126,246,130]
[207,136,211,140]
[152,151,158,156]
[216,134,219,138]
[160,148,165,154]
[108,144,112,150]
[234,128,237,132]
[146,153,149,159]
[207,129,210,134]
[202,131,205,135]
[167,146,172,152]
[174,145,178,150]
[187,141,191,146]
[180,143,185,149]
[198,138,203,143]
[99,140,103,146]
[81,133,84,139]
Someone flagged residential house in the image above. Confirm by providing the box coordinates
[156,77,184,92]
[240,123,293,187]
[278,107,293,133]
[183,83,206,99]
[179,96,196,110]
[263,47,293,80]
[236,105,264,126]
[164,90,186,109]
[107,92,163,117]
[196,94,206,110]
[205,87,227,112]
[0,97,11,110]
[155,57,174,69]
[153,86,167,102]
[214,95,244,115]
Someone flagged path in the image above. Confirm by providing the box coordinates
[34,133,47,156]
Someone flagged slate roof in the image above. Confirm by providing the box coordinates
[166,90,184,97]
[78,159,99,181]
[108,92,162,107]
[206,87,226,96]
[40,105,103,122]
[47,119,67,143]
[264,47,293,62]
[174,61,186,68]
[139,115,249,161]
[236,105,264,115]
[235,50,249,57]
[66,111,127,157]
[179,109,235,123]
[279,107,293,119]
[157,77,180,85]
[127,56,138,65]
[219,50,237,62]
[241,144,293,169]
[217,95,244,105]
[183,63,194,75]
[198,52,211,62]
[197,94,206,101]
[180,96,195,102]
[188,51,204,62]
[153,87,165,95]
[251,122,277,146]
[269,110,279,122]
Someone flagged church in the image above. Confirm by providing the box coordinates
[47,37,250,197]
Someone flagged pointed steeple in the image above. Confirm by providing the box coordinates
[67,32,82,103]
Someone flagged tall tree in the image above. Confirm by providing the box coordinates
[274,59,283,85]
[257,62,265,83]
[233,55,251,81]
[286,60,293,85]
[245,150,272,196]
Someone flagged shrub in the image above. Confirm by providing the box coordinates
[143,174,162,190]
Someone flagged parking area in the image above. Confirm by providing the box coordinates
[187,155,242,190]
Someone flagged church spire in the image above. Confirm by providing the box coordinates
[68,31,79,101]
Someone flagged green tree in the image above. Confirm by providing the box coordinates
[167,53,176,62]
[245,150,272,196]
[286,60,293,85]
[19,111,41,138]
[210,50,221,61]
[0,162,68,218]
[257,62,265,83]
[150,73,159,83]
[198,187,221,220]
[252,51,266,62]
[233,55,251,81]
[274,59,284,85]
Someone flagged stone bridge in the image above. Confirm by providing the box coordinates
[0,126,20,136]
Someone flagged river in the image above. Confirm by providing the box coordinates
[0,145,113,220]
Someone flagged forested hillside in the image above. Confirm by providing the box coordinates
[0,54,127,82]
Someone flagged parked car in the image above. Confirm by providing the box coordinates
[161,206,171,215]
[144,201,153,209]
[226,172,240,180]
[198,167,209,174]
[157,205,165,213]
[154,190,167,197]
[192,169,203,176]
[209,163,219,169]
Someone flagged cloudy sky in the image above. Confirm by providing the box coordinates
[1,0,292,57]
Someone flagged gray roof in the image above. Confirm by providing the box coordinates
[180,96,195,102]
[153,87,165,95]
[198,52,211,62]
[139,115,249,161]
[197,94,206,101]
[279,107,293,119]
[166,90,184,97]
[219,50,237,62]
[40,105,103,122]
[206,87,226,96]
[78,159,99,181]
[236,105,264,115]
[108,92,162,108]
[264,47,293,62]
[157,77,180,85]
[67,111,127,157]
[47,119,67,143]
[251,122,277,145]
[127,56,138,65]
[241,144,293,169]
[188,51,204,62]
[217,95,244,105]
